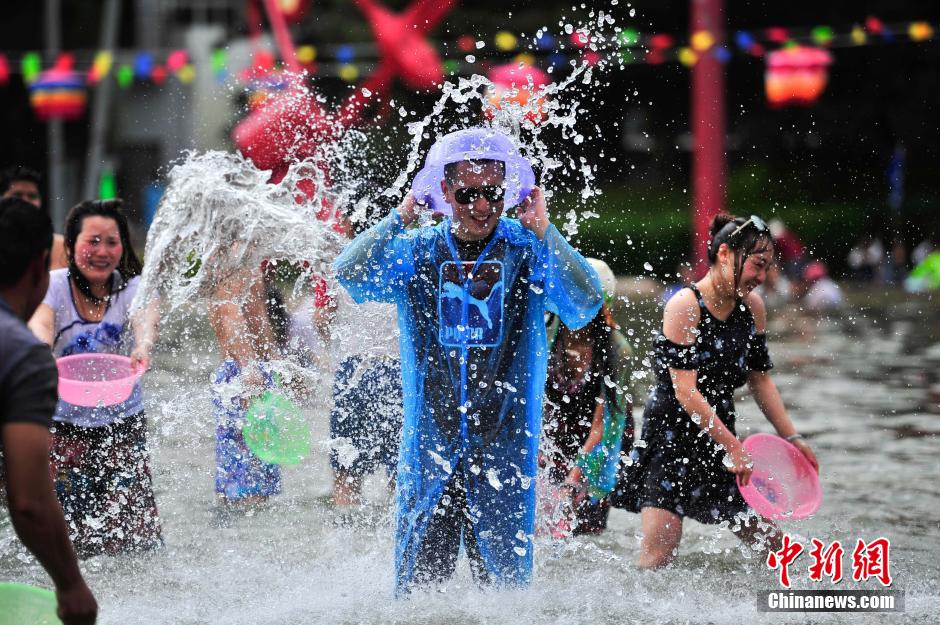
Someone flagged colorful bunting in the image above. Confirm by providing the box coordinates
[0,15,934,91]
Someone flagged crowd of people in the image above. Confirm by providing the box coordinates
[2,128,822,619]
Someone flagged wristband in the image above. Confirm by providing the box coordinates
[785,433,804,443]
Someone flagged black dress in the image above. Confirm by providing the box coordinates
[611,284,773,524]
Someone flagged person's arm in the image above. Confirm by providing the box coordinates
[27,303,55,346]
[332,195,415,304]
[2,423,97,625]
[523,188,603,330]
[745,292,819,471]
[130,295,161,372]
[663,289,755,485]
[567,400,606,485]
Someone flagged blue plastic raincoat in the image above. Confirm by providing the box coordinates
[334,212,602,592]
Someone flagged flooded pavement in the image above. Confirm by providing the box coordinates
[2,289,938,624]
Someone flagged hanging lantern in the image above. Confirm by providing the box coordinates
[485,61,551,124]
[765,46,833,108]
[274,0,311,24]
[29,54,86,121]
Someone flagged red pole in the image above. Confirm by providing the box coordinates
[690,0,726,274]
[262,0,301,72]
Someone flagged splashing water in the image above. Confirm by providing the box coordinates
[4,5,938,624]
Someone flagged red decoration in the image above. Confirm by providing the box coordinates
[649,33,674,49]
[765,46,832,108]
[29,53,86,121]
[865,16,884,35]
[151,65,168,85]
[232,76,331,174]
[570,30,590,48]
[766,27,790,43]
[457,34,476,53]
[583,50,602,66]
[352,0,456,92]
[485,61,551,124]
[0,55,9,86]
[166,50,189,73]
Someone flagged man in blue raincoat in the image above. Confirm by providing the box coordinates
[333,128,602,593]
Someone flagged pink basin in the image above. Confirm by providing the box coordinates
[56,353,141,408]
[737,433,822,520]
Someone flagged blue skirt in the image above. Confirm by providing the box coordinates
[212,360,281,500]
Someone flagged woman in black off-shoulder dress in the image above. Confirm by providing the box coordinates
[612,213,819,568]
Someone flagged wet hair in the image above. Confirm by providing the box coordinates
[707,213,773,289]
[0,197,52,287]
[0,166,42,195]
[64,199,143,302]
[443,159,506,186]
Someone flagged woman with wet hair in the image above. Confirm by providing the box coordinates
[612,213,818,568]
[29,199,162,557]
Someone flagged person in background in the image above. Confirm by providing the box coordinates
[1,166,68,270]
[314,218,404,509]
[768,219,806,281]
[0,197,97,625]
[797,261,844,312]
[208,264,284,506]
[28,199,163,557]
[847,234,885,284]
[542,258,633,535]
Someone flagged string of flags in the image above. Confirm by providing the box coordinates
[0,17,935,120]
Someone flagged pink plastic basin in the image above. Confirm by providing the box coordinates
[737,433,822,520]
[56,353,141,408]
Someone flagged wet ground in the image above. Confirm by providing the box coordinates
[2,288,938,624]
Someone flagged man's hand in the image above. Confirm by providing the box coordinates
[57,580,98,625]
[517,186,549,240]
[398,193,418,226]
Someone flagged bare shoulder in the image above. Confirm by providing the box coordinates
[662,287,700,345]
[744,290,767,333]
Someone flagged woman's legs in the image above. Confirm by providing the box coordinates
[638,506,684,569]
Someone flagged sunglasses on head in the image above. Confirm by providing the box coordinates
[728,214,769,239]
[452,185,506,205]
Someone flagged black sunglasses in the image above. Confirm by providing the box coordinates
[452,185,506,205]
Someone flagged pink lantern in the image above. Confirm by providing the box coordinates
[29,54,87,121]
[485,62,551,123]
[765,46,833,108]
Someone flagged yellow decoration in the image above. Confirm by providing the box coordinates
[494,31,518,51]
[909,22,934,41]
[690,30,715,52]
[297,45,317,63]
[851,25,867,45]
[678,47,698,67]
[514,53,535,67]
[178,64,196,84]
[339,63,359,82]
[93,51,113,77]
